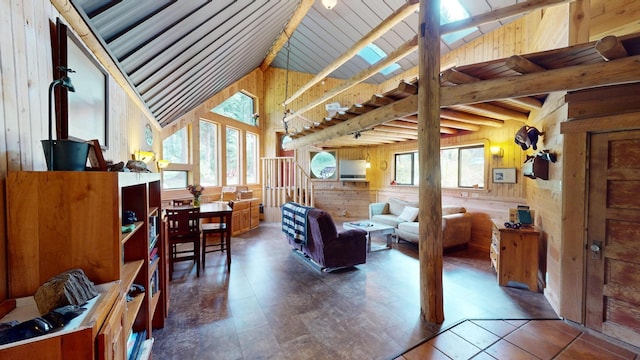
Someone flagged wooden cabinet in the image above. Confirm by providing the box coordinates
[250,200,260,229]
[230,198,260,236]
[4,171,166,359]
[491,220,540,292]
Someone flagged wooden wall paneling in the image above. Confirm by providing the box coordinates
[590,0,640,40]
[570,0,590,46]
[531,5,571,52]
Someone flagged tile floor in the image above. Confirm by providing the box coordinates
[399,319,639,359]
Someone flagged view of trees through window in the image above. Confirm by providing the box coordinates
[162,128,189,189]
[210,91,256,126]
[162,127,188,164]
[395,145,485,188]
[246,132,258,184]
[200,120,218,186]
[226,127,240,185]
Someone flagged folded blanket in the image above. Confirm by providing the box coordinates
[282,202,311,245]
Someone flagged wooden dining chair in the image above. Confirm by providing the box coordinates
[166,207,200,278]
[172,199,192,206]
[201,202,233,269]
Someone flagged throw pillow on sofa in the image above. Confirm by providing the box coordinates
[398,206,419,222]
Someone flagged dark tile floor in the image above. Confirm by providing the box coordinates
[151,222,560,359]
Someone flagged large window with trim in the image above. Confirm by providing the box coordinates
[162,127,189,189]
[210,91,257,126]
[394,144,485,188]
[226,127,240,185]
[245,132,258,184]
[162,127,188,164]
[199,120,218,186]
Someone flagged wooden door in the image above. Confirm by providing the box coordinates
[586,130,640,347]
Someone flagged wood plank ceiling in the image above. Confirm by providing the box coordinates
[71,0,543,128]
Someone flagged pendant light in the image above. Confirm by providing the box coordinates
[322,0,337,10]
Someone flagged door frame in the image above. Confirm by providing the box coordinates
[560,111,640,324]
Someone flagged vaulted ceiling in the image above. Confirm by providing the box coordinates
[71,0,547,128]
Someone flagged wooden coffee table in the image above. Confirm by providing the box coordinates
[343,220,395,252]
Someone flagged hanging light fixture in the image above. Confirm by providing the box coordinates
[282,34,292,135]
[322,0,337,10]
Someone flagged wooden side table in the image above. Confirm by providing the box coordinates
[492,221,540,292]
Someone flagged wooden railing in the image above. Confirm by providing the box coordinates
[261,157,314,221]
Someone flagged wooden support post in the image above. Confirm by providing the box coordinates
[418,0,444,324]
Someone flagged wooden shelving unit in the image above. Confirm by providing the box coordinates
[4,171,167,359]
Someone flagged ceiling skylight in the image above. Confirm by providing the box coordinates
[357,43,401,76]
[441,0,477,44]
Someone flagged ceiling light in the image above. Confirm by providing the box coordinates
[322,0,337,10]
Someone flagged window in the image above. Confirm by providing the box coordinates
[246,132,258,184]
[226,127,240,185]
[441,0,477,44]
[162,127,188,164]
[394,152,417,185]
[357,43,401,76]
[310,151,337,179]
[162,170,188,190]
[441,145,485,188]
[394,145,485,188]
[210,91,257,126]
[199,120,218,186]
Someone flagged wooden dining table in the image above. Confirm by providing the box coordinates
[166,201,233,270]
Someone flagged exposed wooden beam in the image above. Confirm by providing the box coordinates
[441,54,640,106]
[440,127,458,135]
[286,46,640,151]
[386,120,419,129]
[282,93,417,149]
[440,109,505,127]
[260,0,315,71]
[595,35,629,61]
[283,0,420,105]
[439,120,480,131]
[373,125,420,136]
[442,68,542,110]
[506,55,547,73]
[451,103,529,122]
[418,0,444,324]
[441,0,575,35]
[284,36,419,122]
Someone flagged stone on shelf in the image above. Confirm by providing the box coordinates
[34,269,99,315]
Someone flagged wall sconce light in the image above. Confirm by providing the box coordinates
[322,0,338,10]
[134,150,155,163]
[365,150,371,168]
[490,146,504,157]
[157,159,170,169]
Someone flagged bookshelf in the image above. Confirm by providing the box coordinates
[5,171,167,359]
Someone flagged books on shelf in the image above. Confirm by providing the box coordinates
[127,330,147,360]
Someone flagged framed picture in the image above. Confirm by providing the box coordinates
[493,168,517,183]
[56,20,109,148]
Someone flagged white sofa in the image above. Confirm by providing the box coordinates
[369,198,472,248]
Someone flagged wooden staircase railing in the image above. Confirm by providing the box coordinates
[261,157,314,221]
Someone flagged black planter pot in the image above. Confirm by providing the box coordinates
[41,139,90,171]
